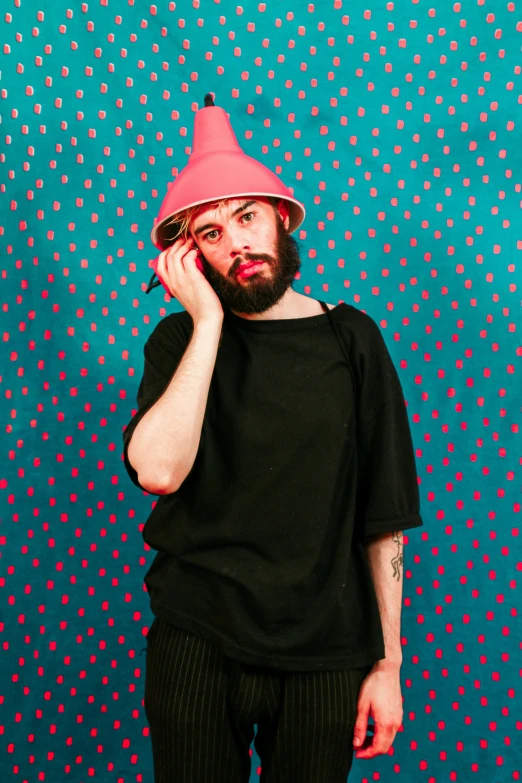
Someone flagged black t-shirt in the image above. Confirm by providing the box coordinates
[122,301,423,671]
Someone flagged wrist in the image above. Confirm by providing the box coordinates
[372,656,402,673]
[194,316,223,333]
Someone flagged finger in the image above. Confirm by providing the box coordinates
[354,738,374,758]
[163,244,181,280]
[164,236,189,261]
[355,743,391,759]
[352,709,369,748]
[355,726,393,759]
[180,247,200,274]
[158,249,179,296]
[159,246,176,278]
[354,732,382,759]
[155,249,167,283]
[182,240,198,258]
[372,720,394,746]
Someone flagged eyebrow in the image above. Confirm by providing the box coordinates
[193,200,258,237]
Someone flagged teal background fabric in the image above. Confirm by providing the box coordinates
[2,2,520,781]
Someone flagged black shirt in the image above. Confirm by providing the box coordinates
[122,301,423,671]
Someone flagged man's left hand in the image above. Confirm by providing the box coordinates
[352,662,404,759]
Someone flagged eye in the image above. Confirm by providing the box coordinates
[203,211,256,241]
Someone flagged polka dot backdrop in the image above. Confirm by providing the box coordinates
[1,1,521,781]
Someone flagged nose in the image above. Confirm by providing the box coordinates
[226,225,250,259]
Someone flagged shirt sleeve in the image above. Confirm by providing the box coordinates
[354,315,423,539]
[122,315,192,491]
[356,393,424,539]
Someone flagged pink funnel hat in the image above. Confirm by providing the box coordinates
[145,93,306,294]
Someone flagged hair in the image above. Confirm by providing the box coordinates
[160,195,283,245]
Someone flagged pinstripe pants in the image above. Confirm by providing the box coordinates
[144,616,373,783]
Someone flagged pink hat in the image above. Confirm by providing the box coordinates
[146,93,306,294]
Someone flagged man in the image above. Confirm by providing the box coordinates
[123,95,423,782]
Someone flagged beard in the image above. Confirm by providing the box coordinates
[198,213,303,316]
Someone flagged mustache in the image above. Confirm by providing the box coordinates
[233,253,273,272]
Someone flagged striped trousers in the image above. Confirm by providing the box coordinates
[144,616,373,783]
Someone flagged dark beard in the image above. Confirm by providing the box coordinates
[199,214,303,316]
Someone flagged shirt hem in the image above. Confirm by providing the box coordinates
[150,601,385,672]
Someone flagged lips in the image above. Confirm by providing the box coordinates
[236,261,264,277]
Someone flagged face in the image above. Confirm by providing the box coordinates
[188,197,302,316]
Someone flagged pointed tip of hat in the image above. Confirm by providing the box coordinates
[204,93,215,107]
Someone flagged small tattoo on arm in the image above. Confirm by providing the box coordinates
[391,531,403,581]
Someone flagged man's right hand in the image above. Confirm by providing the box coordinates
[155,236,224,324]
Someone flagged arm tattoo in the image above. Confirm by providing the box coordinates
[391,531,403,581]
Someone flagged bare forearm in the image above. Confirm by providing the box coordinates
[128,317,223,494]
[364,530,404,670]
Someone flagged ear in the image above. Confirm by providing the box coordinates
[275,198,291,231]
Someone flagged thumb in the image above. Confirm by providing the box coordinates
[352,702,369,747]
